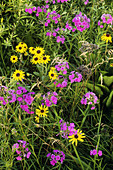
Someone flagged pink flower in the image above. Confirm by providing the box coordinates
[27,152,31,158]
[28,8,32,14]
[100,25,103,28]
[98,150,102,156]
[16,156,22,161]
[52,32,57,37]
[51,96,57,104]
[16,90,22,95]
[50,159,57,166]
[45,22,48,26]
[92,149,97,155]
[36,13,39,17]
[45,99,52,107]
[17,97,23,102]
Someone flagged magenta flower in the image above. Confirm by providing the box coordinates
[16,156,22,161]
[12,140,31,161]
[98,150,102,156]
[92,149,97,155]
[47,149,65,166]
[16,90,22,95]
[81,91,98,110]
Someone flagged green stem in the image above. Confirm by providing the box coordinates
[73,144,84,170]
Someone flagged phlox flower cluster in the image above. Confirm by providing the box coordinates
[90,148,102,157]
[42,91,58,107]
[25,5,49,16]
[47,150,65,166]
[69,71,82,83]
[57,119,76,138]
[12,140,31,161]
[45,11,60,26]
[46,27,65,44]
[54,76,68,88]
[98,14,113,28]
[81,92,98,110]
[72,12,90,32]
[65,21,76,32]
[45,0,70,4]
[0,86,35,114]
[55,61,69,75]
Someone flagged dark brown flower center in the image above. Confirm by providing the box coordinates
[106,33,110,37]
[51,74,54,77]
[43,57,46,60]
[13,58,15,60]
[16,73,20,77]
[19,47,22,49]
[74,134,78,139]
[34,57,38,61]
[41,110,44,113]
[37,50,41,54]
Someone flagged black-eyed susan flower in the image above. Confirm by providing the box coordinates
[29,47,35,54]
[30,55,41,64]
[12,70,25,81]
[35,116,39,123]
[101,33,112,43]
[10,55,18,63]
[68,129,85,146]
[36,105,48,117]
[16,44,24,53]
[41,55,51,64]
[16,42,28,53]
[35,47,45,56]
[49,67,58,80]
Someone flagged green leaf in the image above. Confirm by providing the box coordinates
[33,72,39,76]
[106,90,113,107]
[103,76,113,87]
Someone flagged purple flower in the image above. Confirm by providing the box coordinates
[28,8,32,14]
[92,149,97,155]
[27,152,31,158]
[16,90,22,95]
[51,96,57,104]
[98,150,102,156]
[47,153,51,157]
[56,155,60,160]
[17,97,23,102]
[50,159,57,166]
[16,156,22,161]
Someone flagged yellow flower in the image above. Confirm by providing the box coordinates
[30,55,41,64]
[40,55,51,64]
[24,52,28,56]
[50,67,56,71]
[34,47,45,56]
[10,55,18,63]
[101,33,112,43]
[68,129,85,146]
[29,47,35,54]
[16,42,28,53]
[35,116,39,123]
[49,68,58,80]
[16,44,24,53]
[12,70,25,81]
[36,105,48,117]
